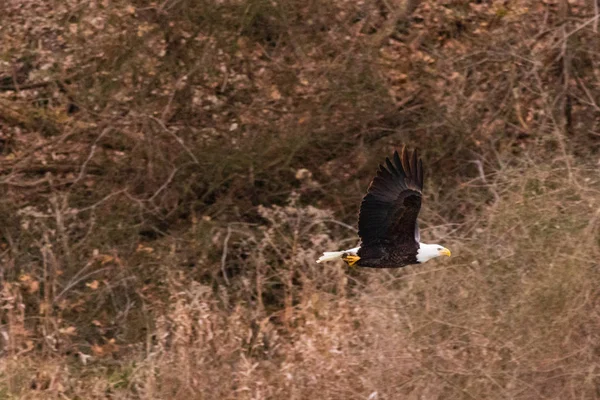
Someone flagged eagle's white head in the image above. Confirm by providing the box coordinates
[417,243,451,263]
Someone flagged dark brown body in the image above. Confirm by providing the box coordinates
[355,241,419,268]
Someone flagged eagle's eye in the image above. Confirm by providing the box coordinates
[437,247,442,251]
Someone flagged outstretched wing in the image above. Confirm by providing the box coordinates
[357,147,424,246]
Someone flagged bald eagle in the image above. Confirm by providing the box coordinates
[317,147,451,268]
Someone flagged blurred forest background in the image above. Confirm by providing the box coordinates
[1,0,600,398]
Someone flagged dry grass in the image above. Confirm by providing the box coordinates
[2,159,599,399]
[134,160,600,400]
[1,0,600,398]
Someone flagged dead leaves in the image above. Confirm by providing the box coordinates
[59,326,77,336]
[91,338,119,358]
[136,244,154,254]
[19,274,40,294]
[85,280,100,290]
[269,86,282,101]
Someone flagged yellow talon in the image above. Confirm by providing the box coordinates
[342,254,360,267]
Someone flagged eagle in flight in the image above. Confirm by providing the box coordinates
[317,147,451,268]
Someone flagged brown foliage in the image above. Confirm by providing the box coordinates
[1,0,600,398]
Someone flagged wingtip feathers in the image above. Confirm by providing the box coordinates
[388,146,423,191]
[365,145,424,200]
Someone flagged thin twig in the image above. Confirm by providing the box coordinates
[221,225,232,285]
[595,0,599,33]
[148,167,180,203]
[54,266,113,302]
[149,116,200,165]
[72,189,127,214]
[72,127,111,187]
[557,14,600,45]
[471,159,500,204]
[0,73,79,92]
[322,219,358,232]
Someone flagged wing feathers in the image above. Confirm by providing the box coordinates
[357,146,424,246]
[400,148,410,178]
[393,151,404,176]
[417,159,424,188]
[385,158,395,176]
[410,149,418,182]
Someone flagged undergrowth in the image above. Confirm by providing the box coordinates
[1,0,600,399]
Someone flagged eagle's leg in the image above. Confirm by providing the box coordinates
[341,253,360,267]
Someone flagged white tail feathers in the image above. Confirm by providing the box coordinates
[316,251,344,263]
[316,247,360,263]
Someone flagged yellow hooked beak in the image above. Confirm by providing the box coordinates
[439,248,452,257]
